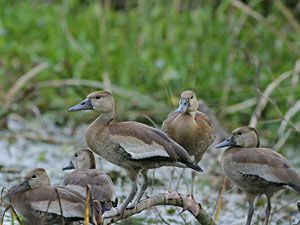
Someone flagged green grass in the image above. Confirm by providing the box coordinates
[0,0,300,147]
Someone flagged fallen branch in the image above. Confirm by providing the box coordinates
[4,63,48,111]
[33,79,166,110]
[103,192,215,225]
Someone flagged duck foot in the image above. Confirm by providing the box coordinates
[102,207,120,218]
[126,202,136,209]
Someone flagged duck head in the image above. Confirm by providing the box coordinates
[177,90,198,113]
[216,126,260,148]
[69,91,115,113]
[8,168,50,195]
[63,149,96,170]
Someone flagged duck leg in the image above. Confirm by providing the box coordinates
[245,194,255,225]
[264,196,272,225]
[103,180,138,218]
[190,170,197,196]
[189,155,202,196]
[167,167,176,192]
[131,170,148,206]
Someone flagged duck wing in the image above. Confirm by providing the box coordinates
[230,148,300,190]
[109,122,189,161]
[28,186,85,218]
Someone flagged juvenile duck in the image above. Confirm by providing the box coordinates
[162,90,213,194]
[7,168,86,225]
[69,90,203,216]
[62,149,117,212]
[216,126,300,225]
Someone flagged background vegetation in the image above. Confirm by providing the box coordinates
[0,0,300,223]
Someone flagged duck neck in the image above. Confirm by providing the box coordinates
[95,110,115,126]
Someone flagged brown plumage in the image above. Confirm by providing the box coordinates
[7,168,86,225]
[162,90,214,194]
[68,90,202,217]
[216,126,300,225]
[62,149,117,212]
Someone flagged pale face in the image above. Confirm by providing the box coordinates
[231,127,259,148]
[24,168,50,188]
[177,90,198,113]
[68,91,115,113]
[71,150,93,169]
[216,126,259,148]
[87,91,115,113]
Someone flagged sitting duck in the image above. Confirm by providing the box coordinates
[7,168,86,225]
[62,149,117,212]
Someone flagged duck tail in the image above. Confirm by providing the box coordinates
[100,201,114,213]
[289,183,300,194]
[186,161,204,172]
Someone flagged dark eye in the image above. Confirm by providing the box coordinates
[75,154,78,157]
[95,96,101,99]
[32,174,37,178]
[237,132,242,135]
[191,96,194,99]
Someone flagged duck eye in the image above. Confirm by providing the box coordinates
[95,96,101,99]
[191,96,194,99]
[75,154,78,157]
[237,132,242,135]
[32,174,37,178]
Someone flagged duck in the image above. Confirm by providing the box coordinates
[162,90,214,195]
[7,168,86,225]
[62,149,117,212]
[68,90,203,217]
[216,126,300,225]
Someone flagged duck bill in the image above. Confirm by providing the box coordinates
[216,136,236,148]
[69,99,93,111]
[8,180,30,195]
[177,99,189,113]
[62,161,75,171]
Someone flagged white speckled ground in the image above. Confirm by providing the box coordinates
[1,117,299,225]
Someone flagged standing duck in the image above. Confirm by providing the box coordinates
[216,126,300,225]
[68,90,203,217]
[7,168,86,225]
[162,90,214,194]
[62,149,117,212]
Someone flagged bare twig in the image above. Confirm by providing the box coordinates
[84,186,90,225]
[223,98,256,114]
[154,207,171,225]
[274,0,300,37]
[278,100,300,135]
[273,129,292,151]
[213,177,227,223]
[231,0,299,52]
[103,192,215,225]
[55,187,65,225]
[4,63,48,111]
[249,70,293,128]
[259,91,300,133]
[33,79,166,109]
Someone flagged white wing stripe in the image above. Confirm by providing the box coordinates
[235,163,283,183]
[31,200,84,218]
[111,135,169,159]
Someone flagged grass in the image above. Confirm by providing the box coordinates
[0,0,300,147]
